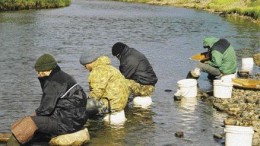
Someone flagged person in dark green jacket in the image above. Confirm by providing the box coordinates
[187,37,237,80]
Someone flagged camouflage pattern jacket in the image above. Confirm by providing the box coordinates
[88,56,130,112]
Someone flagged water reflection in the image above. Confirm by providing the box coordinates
[180,97,198,111]
[86,105,155,146]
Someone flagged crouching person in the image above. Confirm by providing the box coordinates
[187,37,237,81]
[7,54,88,146]
[80,53,130,125]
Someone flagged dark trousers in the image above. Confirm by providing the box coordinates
[31,116,61,137]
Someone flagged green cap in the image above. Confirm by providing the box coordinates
[34,54,57,72]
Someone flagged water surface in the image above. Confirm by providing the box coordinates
[0,0,259,145]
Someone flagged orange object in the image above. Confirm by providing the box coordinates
[190,52,210,61]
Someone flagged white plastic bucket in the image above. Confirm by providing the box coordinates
[224,125,254,146]
[133,96,152,108]
[213,80,233,98]
[177,79,197,98]
[221,73,237,82]
[241,57,254,73]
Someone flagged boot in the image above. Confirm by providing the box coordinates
[186,71,199,79]
[6,134,20,146]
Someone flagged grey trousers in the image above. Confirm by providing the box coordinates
[197,62,221,76]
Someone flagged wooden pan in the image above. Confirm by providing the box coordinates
[232,78,260,89]
[190,52,210,61]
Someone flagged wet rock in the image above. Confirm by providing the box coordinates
[253,53,260,66]
[164,89,172,92]
[253,133,260,146]
[212,102,228,111]
[175,131,184,138]
[224,117,239,125]
[173,95,182,101]
[245,96,259,104]
[213,133,224,139]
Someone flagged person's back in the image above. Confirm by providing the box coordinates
[215,44,237,75]
[36,65,88,133]
[120,46,158,86]
[205,38,237,75]
[112,42,157,108]
[88,56,129,112]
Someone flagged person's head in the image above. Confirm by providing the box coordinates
[79,52,99,72]
[203,37,219,50]
[112,42,127,58]
[34,54,57,77]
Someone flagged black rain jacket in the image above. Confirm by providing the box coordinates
[118,46,158,86]
[36,66,88,133]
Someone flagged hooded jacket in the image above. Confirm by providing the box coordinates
[88,56,129,112]
[203,37,237,75]
[117,45,158,86]
[36,66,88,133]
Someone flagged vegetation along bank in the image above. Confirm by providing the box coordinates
[0,0,71,11]
[117,0,260,23]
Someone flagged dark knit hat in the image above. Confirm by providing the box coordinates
[112,42,127,56]
[34,54,57,72]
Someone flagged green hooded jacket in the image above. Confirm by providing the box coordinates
[88,56,130,112]
[203,37,237,75]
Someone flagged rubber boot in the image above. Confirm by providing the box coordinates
[6,134,20,146]
[186,71,199,79]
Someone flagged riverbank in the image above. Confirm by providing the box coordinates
[197,73,260,146]
[117,0,260,24]
[0,0,71,11]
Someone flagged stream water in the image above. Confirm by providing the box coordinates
[0,0,259,145]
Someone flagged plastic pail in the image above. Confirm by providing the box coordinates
[177,79,197,98]
[224,125,254,146]
[241,58,254,73]
[221,73,237,82]
[213,80,233,98]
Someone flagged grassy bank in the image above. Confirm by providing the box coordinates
[118,0,260,23]
[0,0,71,11]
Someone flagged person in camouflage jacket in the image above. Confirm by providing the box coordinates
[80,54,130,114]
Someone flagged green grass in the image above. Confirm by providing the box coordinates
[0,0,71,10]
[116,0,260,21]
[207,0,260,19]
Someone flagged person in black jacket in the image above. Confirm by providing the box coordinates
[111,42,158,99]
[7,54,88,146]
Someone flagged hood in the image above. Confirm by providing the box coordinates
[92,56,111,68]
[203,37,219,48]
